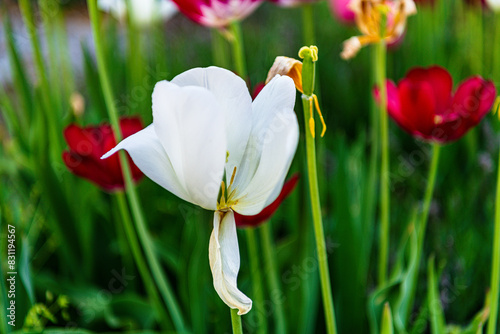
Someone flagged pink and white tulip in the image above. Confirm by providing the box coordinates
[171,0,263,28]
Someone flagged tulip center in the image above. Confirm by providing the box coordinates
[217,166,239,211]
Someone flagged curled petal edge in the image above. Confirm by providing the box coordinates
[209,210,252,315]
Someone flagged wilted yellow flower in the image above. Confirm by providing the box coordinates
[266,56,304,93]
[266,48,326,138]
[341,0,416,59]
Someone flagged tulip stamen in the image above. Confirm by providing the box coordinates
[306,94,327,138]
[218,167,239,210]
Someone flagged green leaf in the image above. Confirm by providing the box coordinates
[381,303,394,334]
[19,237,35,305]
[427,255,446,334]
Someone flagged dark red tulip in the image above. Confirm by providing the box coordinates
[235,173,299,228]
[62,117,144,191]
[376,66,496,143]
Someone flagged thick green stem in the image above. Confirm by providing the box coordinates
[301,95,337,334]
[231,308,243,334]
[212,29,231,69]
[87,2,186,331]
[301,4,315,45]
[229,21,247,81]
[245,228,267,334]
[375,40,390,286]
[487,143,500,334]
[260,223,286,334]
[114,193,170,330]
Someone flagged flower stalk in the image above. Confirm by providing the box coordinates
[488,98,500,334]
[229,21,248,81]
[374,36,390,286]
[231,308,243,334]
[114,193,170,330]
[302,4,316,45]
[87,1,186,331]
[299,46,337,334]
[260,223,287,334]
[245,228,267,334]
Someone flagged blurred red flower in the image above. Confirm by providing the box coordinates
[235,173,299,228]
[329,0,355,23]
[376,66,496,143]
[62,117,144,191]
[171,0,262,28]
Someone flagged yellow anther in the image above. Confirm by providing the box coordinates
[226,151,230,163]
[229,166,237,188]
[493,96,500,121]
[298,45,319,62]
[434,115,443,125]
[308,97,315,138]
[313,94,327,137]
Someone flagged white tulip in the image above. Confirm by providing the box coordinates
[102,67,299,315]
[97,0,178,27]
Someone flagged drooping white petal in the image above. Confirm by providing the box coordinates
[171,67,253,181]
[231,75,298,215]
[101,125,191,203]
[209,210,252,315]
[152,81,226,210]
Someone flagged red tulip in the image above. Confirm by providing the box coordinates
[171,0,262,28]
[62,117,144,191]
[376,66,496,143]
[235,173,299,228]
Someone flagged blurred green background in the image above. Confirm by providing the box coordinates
[0,0,499,333]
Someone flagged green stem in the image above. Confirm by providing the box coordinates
[417,144,440,248]
[231,308,243,334]
[229,21,247,81]
[404,143,440,323]
[301,4,315,45]
[375,40,390,286]
[493,13,500,79]
[125,6,147,119]
[87,2,186,331]
[212,29,231,69]
[246,228,267,334]
[114,193,171,330]
[301,95,337,334]
[487,142,500,334]
[260,223,286,334]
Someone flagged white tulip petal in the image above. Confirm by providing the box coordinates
[171,67,253,181]
[209,210,252,315]
[232,75,296,193]
[101,125,191,203]
[231,75,298,214]
[232,108,299,215]
[152,81,226,210]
